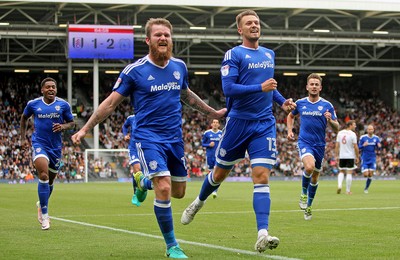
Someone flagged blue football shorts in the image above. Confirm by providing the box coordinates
[297,141,325,172]
[128,142,140,166]
[206,155,216,170]
[215,117,277,170]
[32,143,62,173]
[361,160,376,172]
[135,140,187,182]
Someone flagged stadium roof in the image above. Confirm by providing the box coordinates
[8,0,400,12]
[1,1,400,76]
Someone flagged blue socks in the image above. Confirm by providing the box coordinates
[301,172,318,207]
[142,178,153,190]
[365,177,372,190]
[308,182,319,207]
[302,171,311,195]
[38,180,50,214]
[199,171,220,201]
[253,184,271,230]
[154,200,177,249]
[49,185,54,197]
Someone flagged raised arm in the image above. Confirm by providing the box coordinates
[71,91,125,144]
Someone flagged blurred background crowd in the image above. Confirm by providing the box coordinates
[1,73,399,183]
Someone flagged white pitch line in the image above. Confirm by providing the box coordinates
[56,206,400,218]
[51,216,301,260]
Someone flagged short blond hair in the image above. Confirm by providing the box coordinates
[145,18,173,38]
[307,73,322,84]
[236,10,259,28]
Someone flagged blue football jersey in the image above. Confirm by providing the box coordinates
[23,97,74,149]
[292,97,337,146]
[221,45,281,121]
[202,129,222,158]
[113,55,189,143]
[359,134,380,162]
[122,115,136,147]
[122,115,136,138]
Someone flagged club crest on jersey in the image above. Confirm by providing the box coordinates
[149,160,158,170]
[173,71,181,80]
[265,52,272,59]
[221,65,229,76]
[55,105,60,111]
[219,148,227,157]
[318,106,323,111]
[36,147,41,153]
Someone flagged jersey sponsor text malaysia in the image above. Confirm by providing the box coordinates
[221,45,276,122]
[23,97,73,149]
[292,97,337,146]
[114,55,189,143]
[359,134,380,163]
[202,129,222,158]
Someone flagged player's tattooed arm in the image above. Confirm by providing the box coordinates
[181,88,226,119]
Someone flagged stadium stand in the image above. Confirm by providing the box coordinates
[1,72,399,183]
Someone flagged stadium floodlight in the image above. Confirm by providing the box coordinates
[73,70,89,74]
[14,69,29,73]
[339,73,352,77]
[190,26,207,30]
[316,73,326,76]
[44,69,59,73]
[313,29,330,33]
[0,22,10,26]
[105,70,120,74]
[132,25,142,28]
[283,72,298,76]
[194,71,209,75]
[373,30,388,34]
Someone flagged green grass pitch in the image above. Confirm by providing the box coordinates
[1,179,399,259]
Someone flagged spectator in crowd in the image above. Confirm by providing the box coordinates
[0,64,399,187]
[279,159,293,177]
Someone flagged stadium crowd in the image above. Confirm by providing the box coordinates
[0,73,399,182]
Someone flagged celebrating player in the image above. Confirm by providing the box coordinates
[181,10,295,253]
[20,77,75,230]
[287,73,339,220]
[71,18,225,258]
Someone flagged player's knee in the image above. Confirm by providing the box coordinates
[156,183,171,197]
[303,163,315,174]
[213,167,230,183]
[172,189,185,199]
[38,172,49,181]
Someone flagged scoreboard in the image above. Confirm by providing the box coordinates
[68,24,134,59]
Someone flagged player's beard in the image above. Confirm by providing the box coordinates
[149,41,173,62]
